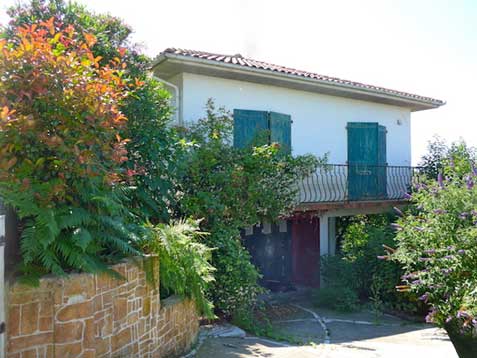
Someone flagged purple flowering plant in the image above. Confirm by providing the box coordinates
[390,162,477,342]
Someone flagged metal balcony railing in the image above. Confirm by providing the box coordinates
[298,164,422,203]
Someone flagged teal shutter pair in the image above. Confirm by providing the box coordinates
[347,122,387,200]
[233,109,291,154]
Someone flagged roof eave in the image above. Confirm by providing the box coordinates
[151,53,445,112]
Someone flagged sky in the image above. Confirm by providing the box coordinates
[1,0,476,165]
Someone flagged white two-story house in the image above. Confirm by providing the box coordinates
[152,48,445,289]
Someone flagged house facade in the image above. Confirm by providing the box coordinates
[152,48,445,289]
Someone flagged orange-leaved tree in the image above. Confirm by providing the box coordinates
[0,18,139,280]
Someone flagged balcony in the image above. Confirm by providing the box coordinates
[298,164,421,206]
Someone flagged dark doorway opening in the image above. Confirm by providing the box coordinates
[243,222,293,292]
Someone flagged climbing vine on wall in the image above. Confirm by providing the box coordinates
[176,100,324,315]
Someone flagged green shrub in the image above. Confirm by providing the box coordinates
[340,214,403,301]
[390,159,477,346]
[6,0,181,224]
[176,100,323,316]
[0,16,140,280]
[121,77,181,223]
[419,136,476,179]
[321,215,422,315]
[320,255,359,292]
[2,0,183,283]
[312,286,360,312]
[141,219,215,317]
[206,226,263,316]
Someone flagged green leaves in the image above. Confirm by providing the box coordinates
[71,228,93,251]
[141,219,215,317]
[0,3,147,281]
[175,100,321,315]
[392,158,477,332]
[121,76,177,223]
[321,214,418,315]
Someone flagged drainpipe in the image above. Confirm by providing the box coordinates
[152,76,181,125]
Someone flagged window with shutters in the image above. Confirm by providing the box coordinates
[233,109,291,153]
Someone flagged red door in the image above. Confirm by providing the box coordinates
[292,217,320,287]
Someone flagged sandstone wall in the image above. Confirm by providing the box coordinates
[6,258,199,358]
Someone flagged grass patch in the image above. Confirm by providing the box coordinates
[231,304,309,345]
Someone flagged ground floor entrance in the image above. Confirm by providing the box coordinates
[291,217,320,287]
[243,217,321,290]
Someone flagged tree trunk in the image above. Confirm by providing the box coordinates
[445,321,477,358]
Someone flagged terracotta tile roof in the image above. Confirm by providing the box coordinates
[160,48,444,107]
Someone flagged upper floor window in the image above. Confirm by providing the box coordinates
[233,109,291,154]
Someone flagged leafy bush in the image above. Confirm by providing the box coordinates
[6,0,180,223]
[2,0,185,282]
[320,255,358,292]
[0,18,141,279]
[312,286,360,312]
[141,219,215,317]
[121,78,181,223]
[340,215,404,302]
[206,225,263,316]
[321,215,421,314]
[390,162,477,355]
[176,100,322,316]
[420,136,476,179]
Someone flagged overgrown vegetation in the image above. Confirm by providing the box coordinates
[176,100,322,316]
[5,0,181,223]
[312,285,360,312]
[420,136,476,179]
[141,219,215,317]
[317,214,422,315]
[1,0,212,315]
[0,15,139,279]
[1,1,321,320]
[390,159,477,357]
[316,137,477,332]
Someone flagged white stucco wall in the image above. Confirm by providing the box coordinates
[179,72,412,166]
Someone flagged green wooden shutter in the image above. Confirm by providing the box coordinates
[233,109,269,148]
[377,125,387,198]
[269,111,292,154]
[233,109,292,152]
[347,122,379,165]
[347,122,388,200]
[347,122,379,200]
[377,125,387,165]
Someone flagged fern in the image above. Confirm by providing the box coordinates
[0,180,142,283]
[0,6,170,285]
[141,219,215,318]
[57,207,93,230]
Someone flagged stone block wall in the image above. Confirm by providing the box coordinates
[6,258,199,358]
